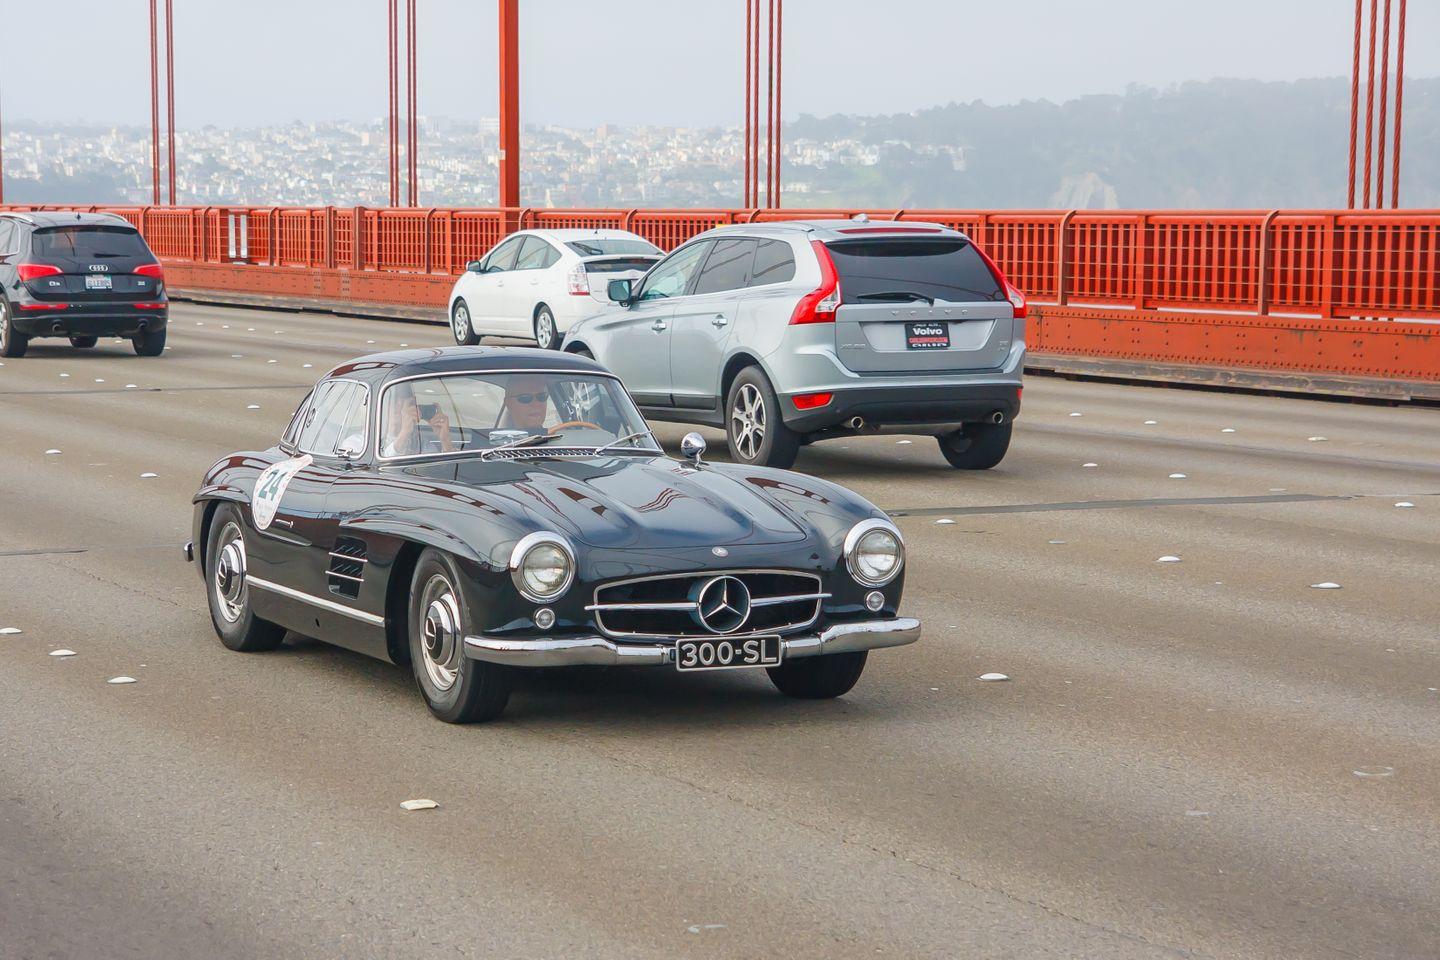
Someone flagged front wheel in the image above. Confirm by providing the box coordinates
[533,305,560,350]
[132,326,166,357]
[0,300,27,358]
[451,298,480,346]
[205,503,287,652]
[70,335,98,349]
[768,651,867,699]
[725,366,800,468]
[409,548,512,723]
[936,420,1012,470]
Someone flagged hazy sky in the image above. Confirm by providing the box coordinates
[4,0,1436,128]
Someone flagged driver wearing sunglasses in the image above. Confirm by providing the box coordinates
[500,375,552,432]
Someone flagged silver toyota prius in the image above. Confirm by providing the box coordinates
[561,218,1027,469]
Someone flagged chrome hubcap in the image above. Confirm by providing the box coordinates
[419,575,462,692]
[730,383,766,460]
[213,522,247,623]
[0,303,8,345]
[453,304,470,341]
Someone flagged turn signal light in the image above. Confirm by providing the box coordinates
[135,263,164,280]
[17,263,63,282]
[791,392,833,410]
[789,240,840,325]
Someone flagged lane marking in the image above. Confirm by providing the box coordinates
[887,493,1354,518]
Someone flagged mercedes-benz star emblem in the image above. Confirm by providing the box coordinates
[692,575,751,634]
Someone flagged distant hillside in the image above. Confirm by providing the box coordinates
[784,77,1439,209]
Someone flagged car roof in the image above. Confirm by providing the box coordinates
[525,228,654,242]
[325,345,609,387]
[0,210,137,229]
[691,219,966,243]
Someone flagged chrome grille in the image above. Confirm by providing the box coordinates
[482,447,597,461]
[589,569,826,640]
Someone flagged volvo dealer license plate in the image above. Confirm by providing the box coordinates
[674,635,781,672]
[905,321,950,350]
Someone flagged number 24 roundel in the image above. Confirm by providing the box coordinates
[252,455,312,531]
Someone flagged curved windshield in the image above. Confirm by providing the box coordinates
[378,371,657,460]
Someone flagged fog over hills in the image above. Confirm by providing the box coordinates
[5,78,1434,209]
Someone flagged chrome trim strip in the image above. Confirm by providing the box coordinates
[247,575,385,627]
[509,531,576,603]
[463,617,921,667]
[328,550,368,563]
[585,601,699,612]
[325,570,365,583]
[750,591,831,607]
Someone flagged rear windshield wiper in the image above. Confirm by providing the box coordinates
[854,290,935,305]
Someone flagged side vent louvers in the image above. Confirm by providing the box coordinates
[327,537,367,598]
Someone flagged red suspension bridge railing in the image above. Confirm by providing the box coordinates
[5,205,1438,394]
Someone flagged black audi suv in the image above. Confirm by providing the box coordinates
[0,211,168,357]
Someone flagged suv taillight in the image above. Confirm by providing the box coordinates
[971,243,1027,320]
[17,263,63,282]
[789,240,840,325]
[566,262,589,296]
[135,262,164,280]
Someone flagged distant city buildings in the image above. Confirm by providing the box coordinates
[1,117,952,208]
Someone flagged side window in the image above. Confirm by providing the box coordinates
[482,236,524,273]
[636,241,712,302]
[749,240,796,287]
[296,381,366,456]
[0,222,14,256]
[693,239,757,296]
[513,237,558,271]
[281,389,315,448]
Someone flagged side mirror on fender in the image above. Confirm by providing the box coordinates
[607,278,633,305]
[680,432,706,466]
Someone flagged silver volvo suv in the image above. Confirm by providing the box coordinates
[561,219,1026,469]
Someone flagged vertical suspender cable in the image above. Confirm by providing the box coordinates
[751,3,761,208]
[1347,0,1361,208]
[388,0,398,207]
[165,0,176,205]
[1391,0,1405,208]
[408,0,417,206]
[743,0,752,208]
[1375,0,1390,208]
[765,0,774,208]
[149,0,161,205]
[1,77,6,205]
[773,0,782,209]
[1361,0,1377,208]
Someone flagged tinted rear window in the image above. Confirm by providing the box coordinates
[565,239,660,257]
[825,238,1003,304]
[31,226,151,261]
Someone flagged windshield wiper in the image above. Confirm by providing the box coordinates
[480,433,563,459]
[855,290,935,305]
[595,429,658,455]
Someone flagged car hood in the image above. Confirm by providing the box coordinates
[400,454,814,550]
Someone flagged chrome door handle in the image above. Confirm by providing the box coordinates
[711,316,728,327]
[651,321,668,332]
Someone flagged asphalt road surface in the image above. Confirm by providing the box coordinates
[2,303,1438,960]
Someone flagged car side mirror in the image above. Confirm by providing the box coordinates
[466,260,484,273]
[607,278,633,305]
[680,432,706,466]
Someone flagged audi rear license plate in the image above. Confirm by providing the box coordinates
[906,321,949,350]
[675,635,781,672]
[85,275,113,290]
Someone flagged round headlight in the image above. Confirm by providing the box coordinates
[845,520,904,586]
[510,533,575,602]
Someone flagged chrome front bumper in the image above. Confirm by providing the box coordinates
[463,617,921,668]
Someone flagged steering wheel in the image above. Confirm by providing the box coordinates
[546,420,601,435]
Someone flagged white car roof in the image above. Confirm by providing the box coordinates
[526,228,653,242]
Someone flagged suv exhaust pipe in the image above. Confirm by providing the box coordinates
[989,411,1005,424]
[847,416,865,429]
